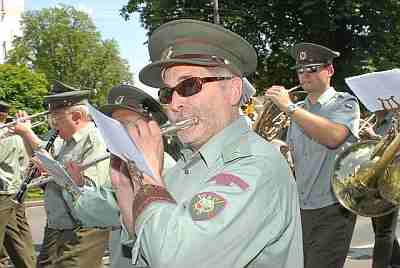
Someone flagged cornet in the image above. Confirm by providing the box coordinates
[0,111,49,129]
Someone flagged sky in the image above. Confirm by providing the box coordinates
[25,0,158,95]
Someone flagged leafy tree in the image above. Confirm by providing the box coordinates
[7,5,133,106]
[0,64,49,133]
[121,0,400,100]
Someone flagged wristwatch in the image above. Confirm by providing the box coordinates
[287,102,299,117]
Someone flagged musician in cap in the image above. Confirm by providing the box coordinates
[112,19,303,268]
[360,108,400,268]
[63,84,178,268]
[12,81,110,268]
[265,42,360,268]
[0,100,36,268]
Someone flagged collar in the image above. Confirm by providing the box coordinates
[306,86,336,107]
[198,117,251,167]
[69,122,95,143]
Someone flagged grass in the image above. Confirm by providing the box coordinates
[25,187,44,201]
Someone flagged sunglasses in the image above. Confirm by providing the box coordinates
[158,76,233,104]
[296,64,327,74]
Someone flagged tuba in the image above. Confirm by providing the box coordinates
[331,102,400,217]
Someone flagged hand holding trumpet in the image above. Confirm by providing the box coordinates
[7,110,33,136]
[264,85,301,114]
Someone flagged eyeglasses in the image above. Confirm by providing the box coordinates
[158,76,233,104]
[296,64,327,74]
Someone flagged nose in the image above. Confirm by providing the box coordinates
[168,90,186,112]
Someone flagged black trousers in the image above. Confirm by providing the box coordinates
[372,209,400,268]
[301,203,356,268]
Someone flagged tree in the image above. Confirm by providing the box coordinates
[0,64,49,133]
[120,0,400,100]
[7,5,133,105]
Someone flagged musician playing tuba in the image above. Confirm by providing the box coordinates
[265,42,360,268]
[359,109,400,268]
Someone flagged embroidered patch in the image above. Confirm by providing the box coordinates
[207,173,249,190]
[190,192,226,221]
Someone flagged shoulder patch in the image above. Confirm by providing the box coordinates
[207,173,249,190]
[190,192,226,221]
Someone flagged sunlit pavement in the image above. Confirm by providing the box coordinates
[7,202,399,267]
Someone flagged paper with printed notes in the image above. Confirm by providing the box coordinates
[345,69,400,112]
[86,103,154,177]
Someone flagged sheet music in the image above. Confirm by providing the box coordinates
[35,151,82,197]
[345,69,400,112]
[86,103,154,177]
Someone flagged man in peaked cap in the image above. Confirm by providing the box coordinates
[0,100,36,268]
[112,19,303,268]
[62,84,179,268]
[12,80,110,268]
[265,42,360,268]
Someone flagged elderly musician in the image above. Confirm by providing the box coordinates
[12,81,110,268]
[112,19,303,268]
[265,42,360,268]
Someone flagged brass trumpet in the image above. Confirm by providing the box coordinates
[0,111,49,129]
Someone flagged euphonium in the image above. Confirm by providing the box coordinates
[331,115,400,217]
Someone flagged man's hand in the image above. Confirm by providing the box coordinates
[8,110,33,136]
[125,119,165,186]
[264,85,292,113]
[110,156,136,235]
[65,161,85,187]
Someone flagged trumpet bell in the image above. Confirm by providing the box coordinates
[332,140,398,217]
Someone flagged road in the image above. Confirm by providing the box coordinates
[15,203,400,267]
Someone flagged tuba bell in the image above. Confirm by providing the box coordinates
[331,105,400,217]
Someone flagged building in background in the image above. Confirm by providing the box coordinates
[0,0,24,63]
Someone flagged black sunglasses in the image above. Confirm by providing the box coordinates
[296,64,327,74]
[158,76,233,104]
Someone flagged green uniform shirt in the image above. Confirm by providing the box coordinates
[45,123,110,229]
[125,117,303,268]
[0,128,27,194]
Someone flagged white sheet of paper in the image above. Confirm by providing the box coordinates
[35,151,82,196]
[345,69,400,112]
[87,103,154,177]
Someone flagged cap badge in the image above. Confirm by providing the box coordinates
[299,51,307,60]
[115,96,125,105]
[161,46,174,61]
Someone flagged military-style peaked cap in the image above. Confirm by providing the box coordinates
[44,80,91,111]
[290,42,340,69]
[0,101,11,113]
[139,19,258,88]
[100,84,168,125]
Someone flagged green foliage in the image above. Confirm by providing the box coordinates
[121,0,400,100]
[0,64,49,133]
[7,5,133,106]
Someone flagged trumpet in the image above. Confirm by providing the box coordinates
[0,111,49,129]
[160,117,199,135]
[27,118,198,189]
[0,121,48,140]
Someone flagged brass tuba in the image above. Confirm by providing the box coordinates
[331,107,400,217]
